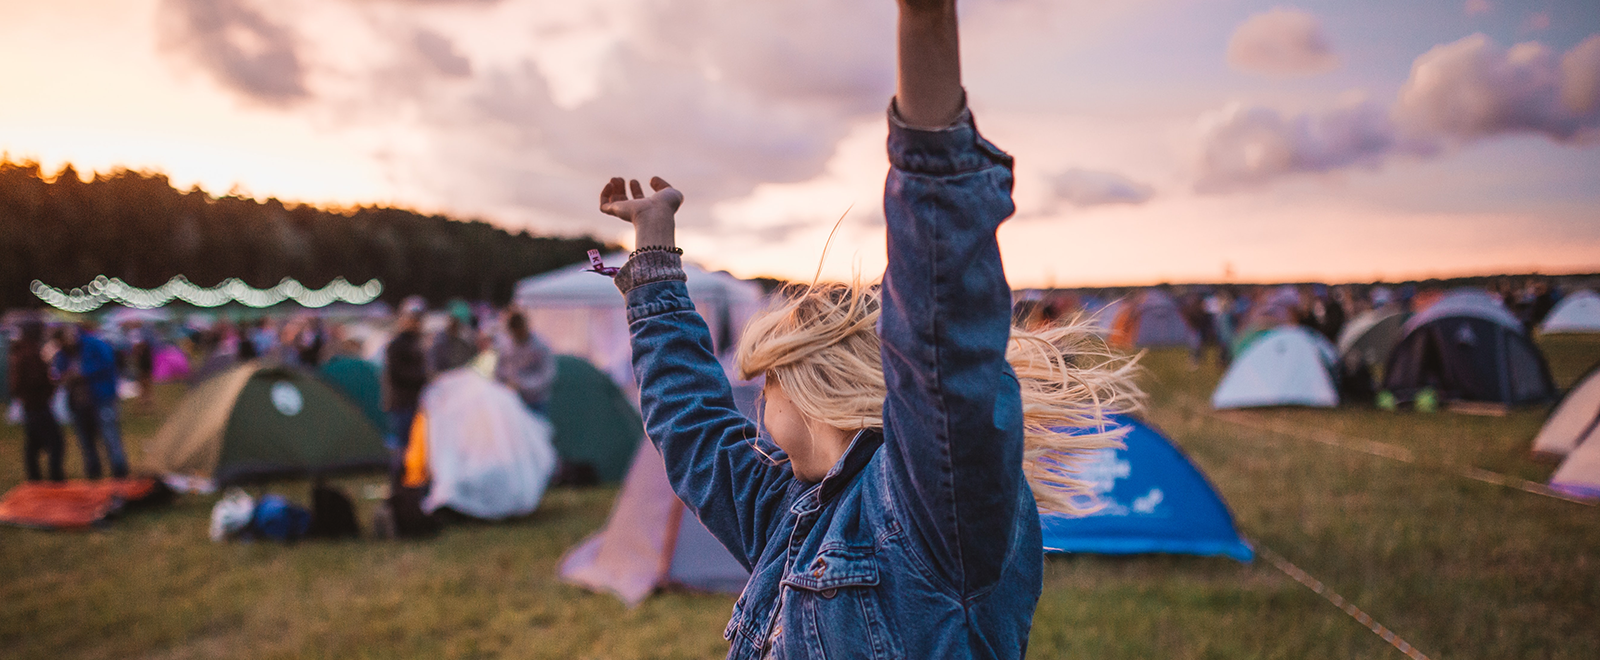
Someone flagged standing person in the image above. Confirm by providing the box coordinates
[57,322,128,479]
[594,2,1141,656]
[10,321,65,482]
[382,313,428,453]
[494,311,558,415]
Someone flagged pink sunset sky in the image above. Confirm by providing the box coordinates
[2,0,1597,286]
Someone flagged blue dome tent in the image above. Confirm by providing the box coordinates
[1041,416,1253,562]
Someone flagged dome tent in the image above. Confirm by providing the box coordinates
[1337,307,1406,369]
[545,355,645,483]
[1109,289,1197,350]
[1212,327,1339,410]
[1540,290,1600,334]
[1382,289,1556,407]
[559,441,749,606]
[1040,416,1252,562]
[1532,363,1600,458]
[143,362,387,488]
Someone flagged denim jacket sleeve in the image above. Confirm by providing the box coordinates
[878,103,1027,596]
[617,256,795,569]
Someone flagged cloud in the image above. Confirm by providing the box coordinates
[160,0,307,104]
[1226,8,1339,77]
[1198,33,1600,191]
[1395,33,1600,144]
[1465,0,1491,17]
[412,30,471,78]
[1195,98,1395,191]
[1049,169,1155,207]
[1525,12,1551,32]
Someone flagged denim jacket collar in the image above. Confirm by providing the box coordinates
[791,429,883,515]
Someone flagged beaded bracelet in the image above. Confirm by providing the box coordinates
[630,245,683,258]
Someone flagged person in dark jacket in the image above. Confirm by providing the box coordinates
[382,313,428,452]
[10,321,65,482]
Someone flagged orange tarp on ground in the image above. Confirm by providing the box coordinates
[0,478,159,530]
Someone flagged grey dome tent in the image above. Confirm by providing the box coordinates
[1337,307,1406,370]
[142,362,388,487]
[1382,290,1556,407]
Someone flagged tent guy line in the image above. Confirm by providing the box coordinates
[1256,545,1433,660]
[1207,410,1595,507]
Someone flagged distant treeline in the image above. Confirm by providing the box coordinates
[0,160,614,310]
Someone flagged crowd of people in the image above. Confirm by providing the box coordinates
[5,297,561,488]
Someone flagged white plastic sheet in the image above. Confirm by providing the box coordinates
[418,368,558,520]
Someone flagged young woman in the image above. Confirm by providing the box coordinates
[597,1,1140,657]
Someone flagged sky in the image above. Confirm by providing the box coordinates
[1,0,1597,286]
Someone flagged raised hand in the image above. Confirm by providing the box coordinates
[599,176,682,249]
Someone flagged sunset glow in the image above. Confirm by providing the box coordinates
[2,0,1597,286]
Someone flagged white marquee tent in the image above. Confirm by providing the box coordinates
[514,254,767,390]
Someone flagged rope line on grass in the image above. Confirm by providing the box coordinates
[1256,545,1433,660]
[1209,412,1595,507]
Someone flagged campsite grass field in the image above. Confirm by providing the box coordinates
[3,335,1599,659]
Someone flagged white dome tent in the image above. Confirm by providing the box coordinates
[1212,326,1340,409]
[1541,290,1600,334]
[514,254,767,390]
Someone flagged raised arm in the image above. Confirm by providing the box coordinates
[878,0,1027,595]
[601,178,795,568]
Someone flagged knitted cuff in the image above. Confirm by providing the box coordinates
[613,250,687,294]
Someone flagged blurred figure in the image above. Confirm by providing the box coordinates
[1204,288,1234,367]
[9,321,65,482]
[54,322,128,479]
[126,320,156,409]
[494,311,558,415]
[429,316,477,376]
[296,317,327,368]
[383,313,428,451]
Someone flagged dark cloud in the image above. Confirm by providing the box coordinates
[1198,33,1600,191]
[161,0,307,104]
[1049,168,1155,207]
[1226,8,1340,77]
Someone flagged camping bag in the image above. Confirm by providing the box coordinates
[251,494,312,542]
[308,483,362,539]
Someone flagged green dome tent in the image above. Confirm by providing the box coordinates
[546,355,645,483]
[143,362,388,487]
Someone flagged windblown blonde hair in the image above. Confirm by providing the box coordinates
[736,281,1145,516]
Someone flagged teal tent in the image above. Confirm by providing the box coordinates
[319,355,387,435]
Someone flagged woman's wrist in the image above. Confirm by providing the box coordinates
[634,219,675,249]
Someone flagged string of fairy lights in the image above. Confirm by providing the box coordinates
[30,275,383,313]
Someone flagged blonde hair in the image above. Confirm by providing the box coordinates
[737,281,1144,516]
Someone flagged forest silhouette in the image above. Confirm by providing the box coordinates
[0,159,613,311]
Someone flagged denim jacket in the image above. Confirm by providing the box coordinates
[615,105,1037,659]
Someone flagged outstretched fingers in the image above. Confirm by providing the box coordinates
[630,179,645,199]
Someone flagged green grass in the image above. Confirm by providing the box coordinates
[3,336,1600,659]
